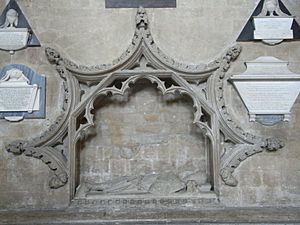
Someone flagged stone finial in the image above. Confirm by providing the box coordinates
[136,7,148,30]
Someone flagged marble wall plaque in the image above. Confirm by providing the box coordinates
[0,28,29,51]
[230,57,300,125]
[0,1,41,49]
[253,17,294,45]
[0,64,45,121]
[0,84,39,112]
[237,0,300,42]
[233,81,298,121]
[251,0,295,45]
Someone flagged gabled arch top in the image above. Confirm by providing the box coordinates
[50,8,227,83]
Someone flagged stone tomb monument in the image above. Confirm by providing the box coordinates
[0,64,45,121]
[5,9,285,212]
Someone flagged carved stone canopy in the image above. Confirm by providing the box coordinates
[5,8,284,207]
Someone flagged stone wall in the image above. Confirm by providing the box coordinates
[0,0,300,210]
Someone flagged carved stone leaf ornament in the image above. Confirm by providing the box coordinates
[6,8,284,204]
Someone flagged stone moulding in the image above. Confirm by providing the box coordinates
[5,8,284,205]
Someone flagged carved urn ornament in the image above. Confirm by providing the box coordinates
[0,8,30,53]
[253,0,295,45]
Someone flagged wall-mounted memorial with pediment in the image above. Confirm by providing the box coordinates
[0,0,40,53]
[237,0,300,45]
[230,56,300,125]
[0,64,46,121]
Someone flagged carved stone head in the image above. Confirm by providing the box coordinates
[136,7,148,29]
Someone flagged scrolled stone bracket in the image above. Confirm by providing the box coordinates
[220,138,285,186]
[6,140,68,189]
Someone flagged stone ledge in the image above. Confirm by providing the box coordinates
[0,207,300,224]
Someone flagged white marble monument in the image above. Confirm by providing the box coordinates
[0,68,40,121]
[253,0,294,45]
[230,56,300,124]
[0,9,29,52]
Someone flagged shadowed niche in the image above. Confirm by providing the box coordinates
[75,79,212,197]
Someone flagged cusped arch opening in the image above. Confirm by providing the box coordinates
[75,78,214,198]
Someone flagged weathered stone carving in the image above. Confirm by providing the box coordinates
[81,170,209,197]
[214,54,285,186]
[6,140,68,189]
[5,50,75,189]
[220,138,284,186]
[5,8,284,205]
[85,172,186,195]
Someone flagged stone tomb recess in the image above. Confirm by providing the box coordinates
[76,80,210,199]
[6,8,284,210]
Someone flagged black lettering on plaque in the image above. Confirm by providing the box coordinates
[106,0,176,8]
